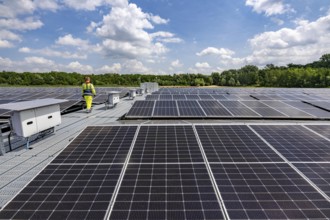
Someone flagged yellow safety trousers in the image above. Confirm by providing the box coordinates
[84,96,93,110]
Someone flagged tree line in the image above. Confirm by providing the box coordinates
[0,54,330,88]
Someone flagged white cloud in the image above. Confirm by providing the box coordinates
[56,34,90,49]
[19,47,87,59]
[62,0,128,11]
[90,3,171,60]
[171,59,183,68]
[24,56,55,66]
[33,0,58,11]
[67,61,93,73]
[271,17,284,25]
[197,47,235,59]
[0,0,35,18]
[63,0,105,11]
[0,40,13,48]
[195,62,211,69]
[245,0,293,16]
[148,14,169,24]
[150,31,183,44]
[0,56,95,73]
[0,57,13,67]
[96,4,153,42]
[0,30,21,41]
[19,47,31,53]
[220,14,330,68]
[0,0,58,18]
[0,17,43,31]
[121,60,149,73]
[96,63,122,73]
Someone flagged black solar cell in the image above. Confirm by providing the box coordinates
[262,101,314,118]
[305,125,330,139]
[284,101,330,118]
[153,101,179,117]
[294,163,330,197]
[198,101,232,116]
[196,125,284,162]
[241,101,286,117]
[251,125,330,162]
[110,163,224,220]
[130,125,203,163]
[126,101,155,117]
[211,163,330,219]
[177,101,206,116]
[219,101,260,117]
[0,164,123,220]
[52,126,137,164]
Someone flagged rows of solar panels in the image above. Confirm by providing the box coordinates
[154,88,330,98]
[1,124,330,219]
[0,87,129,118]
[126,100,330,119]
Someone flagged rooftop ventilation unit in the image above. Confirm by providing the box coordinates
[105,91,121,109]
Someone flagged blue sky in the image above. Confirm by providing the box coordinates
[0,0,329,74]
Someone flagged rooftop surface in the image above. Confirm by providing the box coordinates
[0,88,330,220]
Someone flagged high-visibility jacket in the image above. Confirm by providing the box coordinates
[82,83,96,96]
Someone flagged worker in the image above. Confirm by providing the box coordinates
[82,76,96,113]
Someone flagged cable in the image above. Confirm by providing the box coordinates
[8,131,12,152]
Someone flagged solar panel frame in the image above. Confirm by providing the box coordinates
[177,100,206,117]
[261,101,315,118]
[125,100,155,118]
[195,125,285,163]
[294,163,330,198]
[152,101,179,117]
[129,125,204,163]
[241,101,287,118]
[284,101,330,118]
[304,125,330,140]
[197,100,232,117]
[210,163,330,220]
[0,125,140,220]
[251,125,330,162]
[110,163,225,220]
[52,126,138,164]
[219,101,261,117]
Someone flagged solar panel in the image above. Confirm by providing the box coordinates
[126,100,155,117]
[262,101,314,118]
[211,163,330,219]
[241,101,286,117]
[145,94,159,100]
[196,125,284,162]
[0,164,124,220]
[185,95,200,100]
[153,101,179,117]
[110,163,224,220]
[52,126,137,164]
[294,163,330,197]
[284,101,330,118]
[197,101,232,117]
[251,125,330,162]
[130,125,203,163]
[177,101,206,117]
[198,94,213,100]
[211,95,227,100]
[304,101,330,111]
[305,125,330,139]
[219,101,260,117]
[159,94,173,100]
[172,94,186,100]
[0,126,138,219]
